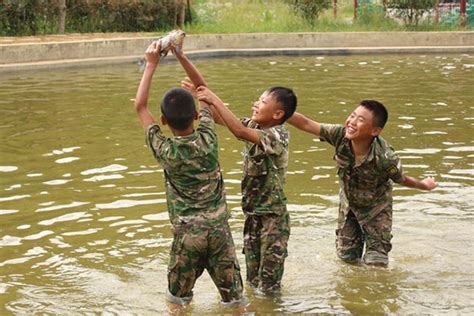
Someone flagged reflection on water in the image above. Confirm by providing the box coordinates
[0,53,473,314]
[335,265,402,315]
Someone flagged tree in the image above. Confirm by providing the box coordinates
[292,0,332,25]
[387,0,437,26]
[58,0,66,34]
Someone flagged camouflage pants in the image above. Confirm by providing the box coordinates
[167,223,243,304]
[243,212,290,291]
[336,208,393,266]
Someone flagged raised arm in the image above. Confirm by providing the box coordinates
[171,44,225,125]
[172,44,207,89]
[134,41,160,130]
[401,176,437,191]
[197,86,261,145]
[286,112,321,136]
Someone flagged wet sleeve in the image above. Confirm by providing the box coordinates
[146,123,165,160]
[319,124,345,147]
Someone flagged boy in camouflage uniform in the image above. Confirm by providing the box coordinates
[288,100,437,266]
[134,41,244,307]
[195,85,297,291]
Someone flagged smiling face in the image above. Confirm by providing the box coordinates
[344,105,382,141]
[251,91,284,128]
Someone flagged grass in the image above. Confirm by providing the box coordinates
[183,0,469,33]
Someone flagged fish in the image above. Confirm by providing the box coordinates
[158,29,186,57]
[138,30,186,72]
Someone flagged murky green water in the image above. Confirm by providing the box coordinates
[1,53,473,314]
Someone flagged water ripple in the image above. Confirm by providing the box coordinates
[35,201,89,213]
[38,212,91,226]
[81,164,128,175]
[95,199,166,210]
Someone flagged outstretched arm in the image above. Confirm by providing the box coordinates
[197,86,261,145]
[286,112,321,136]
[401,176,437,190]
[134,41,160,130]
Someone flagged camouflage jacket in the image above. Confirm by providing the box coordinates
[146,107,228,228]
[240,118,289,216]
[320,124,404,224]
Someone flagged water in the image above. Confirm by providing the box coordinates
[0,53,473,314]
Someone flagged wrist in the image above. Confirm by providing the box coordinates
[146,61,159,69]
[175,52,186,60]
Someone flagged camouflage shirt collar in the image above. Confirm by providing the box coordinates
[344,135,380,165]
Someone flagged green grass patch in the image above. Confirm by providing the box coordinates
[184,0,469,33]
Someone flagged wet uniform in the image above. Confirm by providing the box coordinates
[320,124,404,265]
[147,107,243,305]
[240,118,290,290]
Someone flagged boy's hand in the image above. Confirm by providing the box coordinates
[181,77,197,98]
[145,40,161,66]
[421,177,438,190]
[196,86,219,106]
[171,41,184,59]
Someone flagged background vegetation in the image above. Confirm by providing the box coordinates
[0,0,471,36]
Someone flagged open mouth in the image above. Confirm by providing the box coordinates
[346,125,356,135]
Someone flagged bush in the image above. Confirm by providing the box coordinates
[290,0,332,25]
[387,0,437,26]
[0,0,183,36]
[0,0,58,36]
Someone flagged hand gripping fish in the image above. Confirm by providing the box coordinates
[158,29,186,57]
[138,30,186,71]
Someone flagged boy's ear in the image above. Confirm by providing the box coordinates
[371,126,382,137]
[160,115,167,126]
[194,111,199,120]
[273,109,285,121]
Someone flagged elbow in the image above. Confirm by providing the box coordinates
[134,100,145,112]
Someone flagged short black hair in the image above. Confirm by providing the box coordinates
[160,88,196,130]
[360,100,388,129]
[266,86,297,123]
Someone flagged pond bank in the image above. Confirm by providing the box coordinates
[1,32,473,73]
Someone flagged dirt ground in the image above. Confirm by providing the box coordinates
[0,32,157,45]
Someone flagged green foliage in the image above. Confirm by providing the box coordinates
[386,0,437,26]
[291,0,332,25]
[0,0,58,36]
[0,0,181,36]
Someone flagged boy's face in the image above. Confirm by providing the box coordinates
[251,91,284,127]
[344,105,381,141]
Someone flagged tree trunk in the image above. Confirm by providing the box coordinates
[186,0,193,24]
[333,0,337,19]
[174,0,186,29]
[58,0,66,34]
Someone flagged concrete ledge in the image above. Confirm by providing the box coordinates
[1,32,473,72]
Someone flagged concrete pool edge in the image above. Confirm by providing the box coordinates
[1,32,473,73]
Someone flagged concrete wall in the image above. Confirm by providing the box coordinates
[1,32,473,72]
